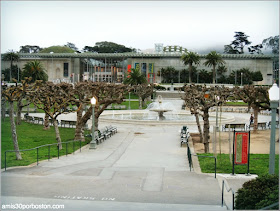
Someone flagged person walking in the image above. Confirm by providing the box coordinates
[250,114,254,125]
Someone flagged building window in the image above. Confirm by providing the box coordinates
[64,63,69,77]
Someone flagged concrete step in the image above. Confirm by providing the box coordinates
[1,196,228,211]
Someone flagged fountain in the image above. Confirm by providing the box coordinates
[147,95,173,120]
[100,96,235,125]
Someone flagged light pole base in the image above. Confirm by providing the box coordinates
[89,142,97,149]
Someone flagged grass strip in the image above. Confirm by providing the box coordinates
[197,153,279,176]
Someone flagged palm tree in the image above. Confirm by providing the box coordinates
[124,68,147,85]
[181,52,200,83]
[204,51,225,84]
[22,60,48,82]
[2,51,19,82]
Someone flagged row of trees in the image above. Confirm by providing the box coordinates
[2,76,272,158]
[224,32,279,55]
[160,66,263,85]
[15,33,279,55]
[17,41,136,54]
[182,84,270,153]
[1,51,48,82]
[181,51,226,84]
[2,79,153,159]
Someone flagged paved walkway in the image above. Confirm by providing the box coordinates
[2,110,265,210]
[1,123,231,210]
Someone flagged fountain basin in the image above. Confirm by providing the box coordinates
[100,110,235,125]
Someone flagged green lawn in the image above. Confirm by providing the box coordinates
[112,100,151,110]
[1,119,90,169]
[225,101,247,106]
[197,153,279,176]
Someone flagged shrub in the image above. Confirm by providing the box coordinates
[235,174,279,210]
[154,85,166,91]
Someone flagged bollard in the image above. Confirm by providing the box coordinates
[73,141,75,154]
[5,151,7,171]
[233,193,235,210]
[214,157,217,178]
[80,140,81,152]
[57,145,59,159]
[37,148,39,166]
[221,180,224,206]
[48,145,50,161]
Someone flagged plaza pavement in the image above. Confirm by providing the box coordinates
[1,106,269,211]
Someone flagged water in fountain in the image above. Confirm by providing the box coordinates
[145,95,178,121]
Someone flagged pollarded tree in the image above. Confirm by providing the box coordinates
[28,81,75,149]
[181,52,200,83]
[72,82,129,141]
[182,84,231,152]
[22,60,48,83]
[234,85,270,132]
[133,84,154,109]
[204,51,225,84]
[2,82,24,160]
[15,77,32,125]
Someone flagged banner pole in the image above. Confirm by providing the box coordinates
[232,129,235,175]
[247,131,251,175]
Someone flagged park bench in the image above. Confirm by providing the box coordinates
[180,126,190,147]
[222,123,246,131]
[100,128,111,140]
[61,120,77,128]
[268,121,279,129]
[25,115,34,123]
[33,116,44,125]
[246,122,267,130]
[94,131,105,144]
[48,119,59,126]
[105,105,113,110]
[22,108,37,113]
[106,125,117,134]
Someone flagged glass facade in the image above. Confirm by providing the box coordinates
[83,58,127,82]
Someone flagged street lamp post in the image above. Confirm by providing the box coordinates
[241,72,243,86]
[89,97,97,149]
[268,83,279,174]
[128,92,131,110]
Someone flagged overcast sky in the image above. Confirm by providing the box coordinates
[1,0,279,53]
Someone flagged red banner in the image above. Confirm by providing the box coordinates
[127,64,131,73]
[234,132,249,164]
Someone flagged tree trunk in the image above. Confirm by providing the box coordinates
[194,113,203,142]
[43,113,50,130]
[139,97,142,109]
[2,97,6,121]
[9,101,22,160]
[53,119,62,150]
[142,98,146,108]
[16,98,23,125]
[203,109,210,153]
[253,106,259,133]
[212,65,216,84]
[189,64,192,83]
[75,106,85,141]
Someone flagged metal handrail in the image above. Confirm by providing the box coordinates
[4,140,82,171]
[260,202,279,210]
[186,142,217,178]
[222,179,235,210]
